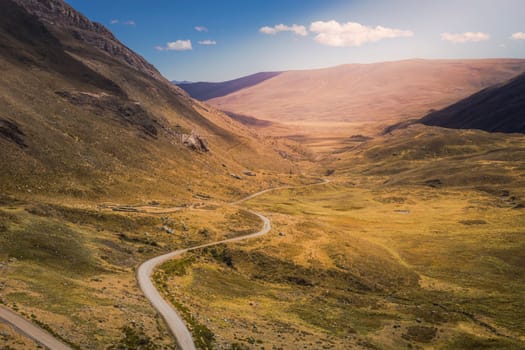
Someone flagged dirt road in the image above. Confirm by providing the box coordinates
[0,305,73,350]
[137,179,328,350]
[137,211,270,350]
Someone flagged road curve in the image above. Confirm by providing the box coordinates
[0,305,73,350]
[137,178,329,350]
[137,211,270,350]
[0,179,328,350]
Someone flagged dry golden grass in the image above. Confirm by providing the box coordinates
[2,8,524,349]
[0,170,314,348]
[0,322,40,349]
[157,126,525,349]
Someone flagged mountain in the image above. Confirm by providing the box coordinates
[0,0,294,203]
[205,59,525,128]
[172,80,193,85]
[420,72,525,133]
[177,72,281,101]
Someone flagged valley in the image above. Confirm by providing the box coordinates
[180,59,525,155]
[153,126,525,350]
[1,1,525,350]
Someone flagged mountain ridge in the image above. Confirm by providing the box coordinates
[420,72,525,133]
[203,59,525,127]
[12,0,165,82]
[177,71,282,101]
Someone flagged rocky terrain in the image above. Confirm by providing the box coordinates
[13,0,162,81]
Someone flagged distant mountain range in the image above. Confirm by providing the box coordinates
[420,72,525,134]
[179,59,525,129]
[172,80,193,85]
[176,72,281,101]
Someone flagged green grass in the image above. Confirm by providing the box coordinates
[158,140,525,349]
[108,326,167,350]
[1,122,524,349]
[153,261,216,350]
[159,256,195,277]
[0,217,98,275]
[25,203,161,232]
[439,333,524,350]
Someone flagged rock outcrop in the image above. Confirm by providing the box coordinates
[182,133,209,152]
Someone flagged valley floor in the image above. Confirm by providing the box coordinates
[157,177,525,350]
[152,125,525,349]
[1,125,524,350]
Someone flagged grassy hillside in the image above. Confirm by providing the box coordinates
[158,125,525,349]
[0,1,310,348]
[0,0,301,205]
[1,1,524,350]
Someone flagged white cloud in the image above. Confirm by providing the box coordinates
[259,24,308,36]
[198,40,217,45]
[309,20,413,47]
[511,32,525,40]
[110,19,136,26]
[441,32,490,43]
[156,40,193,51]
[195,26,208,32]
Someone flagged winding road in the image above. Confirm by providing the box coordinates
[137,212,270,350]
[0,305,72,350]
[0,179,328,349]
[138,179,329,350]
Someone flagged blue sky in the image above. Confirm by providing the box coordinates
[66,0,525,82]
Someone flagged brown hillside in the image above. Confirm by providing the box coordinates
[208,59,525,127]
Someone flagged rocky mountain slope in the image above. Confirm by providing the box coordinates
[0,0,297,203]
[420,72,525,133]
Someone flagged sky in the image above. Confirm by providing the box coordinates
[66,0,525,82]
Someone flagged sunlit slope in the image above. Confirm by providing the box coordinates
[158,124,525,349]
[208,59,525,125]
[0,0,296,203]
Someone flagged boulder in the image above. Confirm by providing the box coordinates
[182,133,209,152]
